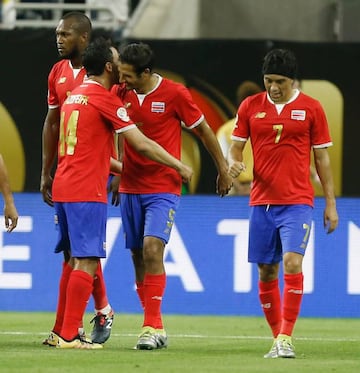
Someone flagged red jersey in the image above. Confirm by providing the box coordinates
[231,91,332,207]
[53,81,136,203]
[112,75,204,195]
[47,59,87,108]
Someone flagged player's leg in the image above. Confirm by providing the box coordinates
[248,205,282,358]
[43,203,72,346]
[275,204,312,358]
[90,260,114,344]
[56,202,107,349]
[136,193,179,350]
[120,193,146,309]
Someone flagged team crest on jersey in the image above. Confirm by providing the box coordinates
[151,101,165,113]
[291,110,306,120]
[255,112,266,118]
[117,107,130,122]
[58,77,66,84]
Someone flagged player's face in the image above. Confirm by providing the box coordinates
[119,63,146,92]
[55,19,87,60]
[263,74,294,103]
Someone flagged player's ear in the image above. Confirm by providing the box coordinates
[105,61,113,73]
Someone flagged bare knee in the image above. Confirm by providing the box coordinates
[258,263,280,282]
[143,236,165,274]
[283,252,303,274]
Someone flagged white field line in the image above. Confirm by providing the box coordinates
[0,331,359,342]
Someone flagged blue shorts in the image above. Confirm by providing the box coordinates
[54,202,107,258]
[248,204,313,264]
[120,193,180,249]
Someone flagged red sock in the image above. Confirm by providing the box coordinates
[280,272,304,336]
[92,261,109,311]
[136,281,145,310]
[52,262,72,335]
[259,279,282,338]
[143,273,166,329]
[61,270,94,341]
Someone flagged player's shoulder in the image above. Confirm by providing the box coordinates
[50,59,68,72]
[296,91,323,108]
[241,91,266,108]
[160,77,192,99]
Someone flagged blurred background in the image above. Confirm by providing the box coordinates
[1,0,359,196]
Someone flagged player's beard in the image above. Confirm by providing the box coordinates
[59,46,80,61]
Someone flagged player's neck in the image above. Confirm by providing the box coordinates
[136,73,159,94]
[70,56,83,69]
[88,76,111,90]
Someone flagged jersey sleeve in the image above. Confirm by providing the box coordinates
[310,99,333,147]
[47,65,59,108]
[174,84,204,128]
[231,98,250,140]
[98,90,135,132]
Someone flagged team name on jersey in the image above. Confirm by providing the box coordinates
[64,94,89,105]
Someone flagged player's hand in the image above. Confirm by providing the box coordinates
[216,172,233,197]
[40,174,54,207]
[228,161,246,178]
[324,204,339,234]
[179,164,193,184]
[108,175,120,206]
[3,203,18,232]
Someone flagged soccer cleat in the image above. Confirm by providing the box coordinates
[78,328,92,343]
[42,331,59,347]
[90,310,114,344]
[136,327,168,350]
[263,340,278,358]
[276,336,296,358]
[56,335,103,349]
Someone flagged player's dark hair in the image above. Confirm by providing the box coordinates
[119,42,154,75]
[262,49,298,79]
[62,11,92,36]
[83,37,113,76]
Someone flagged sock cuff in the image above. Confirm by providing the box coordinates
[259,278,279,291]
[144,273,166,284]
[284,272,304,285]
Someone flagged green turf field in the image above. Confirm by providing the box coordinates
[0,312,359,372]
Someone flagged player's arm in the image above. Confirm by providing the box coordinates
[228,140,247,178]
[40,107,60,207]
[192,120,233,197]
[0,154,18,232]
[313,147,338,233]
[122,127,193,183]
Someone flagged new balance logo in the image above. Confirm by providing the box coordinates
[288,289,303,294]
[261,303,271,309]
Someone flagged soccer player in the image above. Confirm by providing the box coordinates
[53,37,193,349]
[40,12,118,345]
[228,48,339,358]
[110,42,233,350]
[0,153,18,232]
